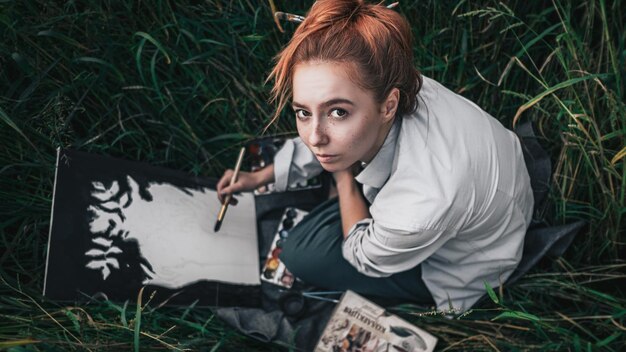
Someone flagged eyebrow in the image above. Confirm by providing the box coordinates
[292,98,355,110]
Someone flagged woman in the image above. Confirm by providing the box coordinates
[217,0,533,313]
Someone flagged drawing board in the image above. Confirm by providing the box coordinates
[44,148,260,306]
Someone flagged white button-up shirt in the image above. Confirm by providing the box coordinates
[273,76,534,313]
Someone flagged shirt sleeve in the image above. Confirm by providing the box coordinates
[342,217,455,277]
[273,137,323,192]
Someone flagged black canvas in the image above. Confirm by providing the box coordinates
[44,148,262,307]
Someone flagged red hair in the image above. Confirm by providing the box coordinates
[267,0,421,126]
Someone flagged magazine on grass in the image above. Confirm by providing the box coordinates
[315,290,437,352]
[44,148,260,306]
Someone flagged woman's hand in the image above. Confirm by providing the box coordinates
[332,164,370,238]
[332,163,361,189]
[216,165,275,205]
[332,169,355,190]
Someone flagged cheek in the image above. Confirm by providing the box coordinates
[325,122,351,143]
[341,119,375,147]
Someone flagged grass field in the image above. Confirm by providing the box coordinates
[1,0,624,350]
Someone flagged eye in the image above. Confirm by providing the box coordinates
[294,109,311,121]
[329,108,348,120]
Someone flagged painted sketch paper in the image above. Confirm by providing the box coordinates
[44,148,260,306]
[315,290,437,352]
[85,176,259,286]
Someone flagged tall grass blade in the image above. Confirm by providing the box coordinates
[513,74,609,126]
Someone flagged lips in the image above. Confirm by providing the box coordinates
[315,154,338,163]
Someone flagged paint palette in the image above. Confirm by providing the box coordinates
[261,207,308,288]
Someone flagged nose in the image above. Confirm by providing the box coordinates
[307,120,329,147]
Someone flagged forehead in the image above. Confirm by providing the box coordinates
[292,61,374,106]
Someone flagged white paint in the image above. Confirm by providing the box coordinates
[91,181,119,201]
[86,175,260,287]
[92,237,112,247]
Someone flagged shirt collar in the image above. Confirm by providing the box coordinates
[355,117,401,189]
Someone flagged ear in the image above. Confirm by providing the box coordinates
[381,88,400,123]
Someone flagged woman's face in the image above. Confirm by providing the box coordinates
[292,61,393,173]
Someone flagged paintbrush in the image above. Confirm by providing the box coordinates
[214,147,246,232]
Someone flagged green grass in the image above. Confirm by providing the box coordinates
[1,0,624,350]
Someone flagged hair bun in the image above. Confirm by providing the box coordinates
[306,0,367,26]
[267,0,421,127]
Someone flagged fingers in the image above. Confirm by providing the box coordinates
[219,186,242,205]
[216,170,255,204]
[332,169,356,189]
[216,169,233,203]
[219,193,239,206]
[229,196,239,205]
[217,170,245,204]
[217,169,233,192]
